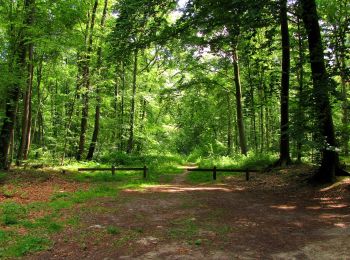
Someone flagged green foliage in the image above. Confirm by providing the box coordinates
[107,226,121,235]
[1,235,50,257]
[1,202,27,225]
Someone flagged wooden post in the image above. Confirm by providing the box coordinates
[112,165,115,176]
[143,165,147,179]
[213,166,217,180]
[246,170,249,181]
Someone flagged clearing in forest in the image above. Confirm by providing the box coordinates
[0,166,349,259]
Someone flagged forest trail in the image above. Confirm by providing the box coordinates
[26,169,350,260]
[171,164,197,184]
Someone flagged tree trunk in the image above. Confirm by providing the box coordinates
[87,0,108,161]
[16,0,35,164]
[296,15,305,163]
[232,46,248,155]
[226,92,233,156]
[300,0,346,182]
[278,0,291,166]
[76,0,99,161]
[127,50,138,154]
[119,62,126,151]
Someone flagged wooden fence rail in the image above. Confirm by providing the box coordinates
[78,166,148,179]
[186,167,259,181]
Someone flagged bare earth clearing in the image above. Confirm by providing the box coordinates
[19,167,350,259]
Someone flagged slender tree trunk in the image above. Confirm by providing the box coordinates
[136,96,148,153]
[247,60,258,151]
[335,27,349,156]
[226,92,233,155]
[340,57,349,156]
[278,0,291,166]
[127,50,138,154]
[16,0,35,164]
[32,57,43,146]
[76,0,98,161]
[119,62,126,151]
[300,0,347,182]
[232,46,248,155]
[296,15,305,163]
[87,0,108,161]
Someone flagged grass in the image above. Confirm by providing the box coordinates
[0,181,120,258]
[168,218,199,240]
[0,152,279,257]
[187,152,276,183]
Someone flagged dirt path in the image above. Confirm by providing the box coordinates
[27,169,350,260]
[172,165,195,184]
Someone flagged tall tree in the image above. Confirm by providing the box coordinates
[0,0,31,169]
[278,0,291,165]
[87,0,109,160]
[76,0,99,161]
[17,0,36,164]
[300,0,347,182]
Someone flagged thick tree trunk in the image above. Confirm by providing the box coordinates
[232,47,248,155]
[76,0,98,161]
[0,88,21,170]
[300,0,347,182]
[278,0,291,166]
[127,50,138,154]
[87,0,108,161]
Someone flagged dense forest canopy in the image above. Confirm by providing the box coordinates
[0,0,349,182]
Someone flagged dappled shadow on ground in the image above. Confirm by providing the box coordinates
[26,169,350,260]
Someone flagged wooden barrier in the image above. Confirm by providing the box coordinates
[78,165,148,179]
[186,167,259,181]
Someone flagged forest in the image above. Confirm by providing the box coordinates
[0,0,349,181]
[0,0,349,258]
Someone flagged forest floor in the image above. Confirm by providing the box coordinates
[1,165,350,259]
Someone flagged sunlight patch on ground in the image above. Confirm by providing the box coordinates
[334,223,348,228]
[319,177,350,192]
[319,213,350,220]
[177,165,198,170]
[122,184,235,193]
[270,205,297,210]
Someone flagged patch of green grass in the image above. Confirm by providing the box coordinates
[113,230,140,248]
[1,202,27,225]
[0,172,7,183]
[168,218,199,240]
[1,185,16,198]
[0,234,50,258]
[197,152,276,170]
[186,171,216,184]
[107,226,121,235]
[22,215,63,234]
[9,235,50,257]
[186,152,276,183]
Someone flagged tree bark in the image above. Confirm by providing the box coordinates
[226,92,233,156]
[76,0,99,161]
[87,0,108,161]
[278,0,291,166]
[296,15,305,163]
[119,62,126,151]
[16,0,35,164]
[127,50,138,154]
[232,46,248,155]
[300,0,346,182]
